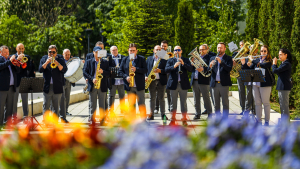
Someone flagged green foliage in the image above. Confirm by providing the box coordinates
[203,0,239,55]
[245,0,260,41]
[258,0,269,45]
[291,0,300,111]
[175,0,195,57]
[0,14,27,51]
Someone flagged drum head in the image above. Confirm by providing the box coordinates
[65,57,80,77]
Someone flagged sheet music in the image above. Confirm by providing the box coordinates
[156,50,167,59]
[98,50,107,58]
[129,53,135,60]
[228,42,238,53]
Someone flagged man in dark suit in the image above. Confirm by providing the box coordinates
[165,46,192,126]
[190,45,213,119]
[0,45,21,126]
[85,41,113,111]
[10,43,32,124]
[209,42,233,118]
[146,45,168,121]
[83,46,111,125]
[108,46,125,112]
[119,43,147,119]
[39,45,68,123]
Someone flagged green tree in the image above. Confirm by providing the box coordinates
[258,0,269,45]
[290,0,300,111]
[245,0,260,41]
[175,0,195,57]
[0,14,27,52]
[203,0,239,54]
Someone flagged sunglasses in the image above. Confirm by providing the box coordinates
[261,50,267,53]
[48,51,56,54]
[174,49,181,52]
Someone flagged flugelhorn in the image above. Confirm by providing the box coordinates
[50,54,57,69]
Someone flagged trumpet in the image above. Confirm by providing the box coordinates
[50,55,57,69]
[234,55,266,60]
[10,55,27,69]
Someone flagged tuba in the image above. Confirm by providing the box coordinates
[230,42,251,78]
[94,59,103,89]
[188,47,211,77]
[129,59,135,87]
[248,38,264,63]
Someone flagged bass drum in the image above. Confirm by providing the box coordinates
[64,57,84,83]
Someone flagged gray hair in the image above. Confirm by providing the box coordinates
[200,44,208,50]
[63,49,70,54]
[0,45,9,52]
[95,41,103,47]
[48,45,57,52]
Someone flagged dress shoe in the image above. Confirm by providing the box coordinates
[193,114,201,120]
[201,110,208,114]
[161,114,168,120]
[66,112,72,116]
[147,115,154,120]
[61,117,69,123]
[154,110,159,114]
[264,122,269,126]
[239,111,244,115]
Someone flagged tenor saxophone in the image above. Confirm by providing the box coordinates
[94,59,103,89]
[145,58,161,89]
[129,59,135,87]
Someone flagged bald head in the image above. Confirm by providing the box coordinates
[110,46,118,56]
[63,49,71,61]
[16,43,25,55]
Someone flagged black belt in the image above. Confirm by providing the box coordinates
[215,81,220,83]
[194,79,198,81]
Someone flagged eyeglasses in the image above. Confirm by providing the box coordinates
[261,50,267,53]
[48,51,56,54]
[174,49,181,52]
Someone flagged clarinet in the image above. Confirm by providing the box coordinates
[177,53,183,74]
[207,52,220,74]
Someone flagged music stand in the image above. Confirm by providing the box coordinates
[239,70,265,121]
[19,77,44,130]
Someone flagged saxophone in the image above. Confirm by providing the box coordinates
[129,59,135,87]
[145,58,161,89]
[94,59,103,89]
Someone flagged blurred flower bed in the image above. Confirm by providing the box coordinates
[1,94,300,169]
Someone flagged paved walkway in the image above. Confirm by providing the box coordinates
[1,95,282,135]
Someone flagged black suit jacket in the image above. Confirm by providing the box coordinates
[118,55,147,91]
[0,56,20,91]
[38,55,68,94]
[242,58,272,87]
[190,53,211,86]
[165,56,192,90]
[12,53,32,87]
[108,54,124,88]
[146,55,168,86]
[272,60,292,90]
[209,54,233,87]
[83,58,110,92]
